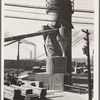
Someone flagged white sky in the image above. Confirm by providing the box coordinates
[3,0,94,60]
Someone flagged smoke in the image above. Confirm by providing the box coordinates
[21,39,36,60]
[21,40,36,46]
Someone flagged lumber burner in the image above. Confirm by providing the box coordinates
[35,0,74,91]
[43,0,73,74]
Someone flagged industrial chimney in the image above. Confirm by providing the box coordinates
[30,50,32,59]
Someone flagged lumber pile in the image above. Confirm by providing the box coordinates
[4,85,25,100]
[4,84,47,100]
[22,80,43,88]
[26,94,40,100]
[10,85,33,95]
[4,85,15,100]
[22,85,47,98]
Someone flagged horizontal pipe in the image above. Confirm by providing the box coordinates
[4,28,59,42]
[4,40,18,46]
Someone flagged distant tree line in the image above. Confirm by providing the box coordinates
[4,59,46,70]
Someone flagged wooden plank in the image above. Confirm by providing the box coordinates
[4,91,14,100]
[64,84,88,90]
[21,85,47,98]
[5,85,39,100]
[64,84,88,95]
[4,85,22,100]
[10,85,32,95]
[22,80,43,88]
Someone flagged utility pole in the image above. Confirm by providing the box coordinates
[82,29,92,100]
[17,40,20,77]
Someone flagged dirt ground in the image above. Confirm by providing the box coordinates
[45,90,93,100]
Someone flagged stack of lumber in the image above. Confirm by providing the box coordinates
[22,80,43,88]
[26,94,40,100]
[10,85,33,95]
[4,85,24,100]
[4,84,46,99]
[22,85,47,98]
[4,85,15,100]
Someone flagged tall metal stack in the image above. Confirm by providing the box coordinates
[35,0,73,90]
[45,0,73,74]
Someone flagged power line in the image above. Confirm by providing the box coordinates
[72,29,94,38]
[74,24,94,27]
[5,3,94,13]
[72,37,84,46]
[72,29,94,46]
[74,9,94,13]
[35,34,85,59]
[28,31,93,59]
[72,29,81,37]
[5,3,47,9]
[5,9,94,20]
[5,15,54,22]
[72,16,94,19]
[5,15,94,25]
[36,53,46,59]
[5,9,46,15]
[40,34,85,60]
[72,21,94,25]
[41,38,83,61]
[24,36,93,59]
[39,36,85,60]
[72,34,85,44]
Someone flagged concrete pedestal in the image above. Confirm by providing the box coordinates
[46,56,67,74]
[35,73,71,90]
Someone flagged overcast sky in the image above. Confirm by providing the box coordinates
[3,0,94,60]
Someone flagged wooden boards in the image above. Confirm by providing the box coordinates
[35,73,71,90]
[4,84,47,100]
[4,85,25,100]
[21,85,47,98]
